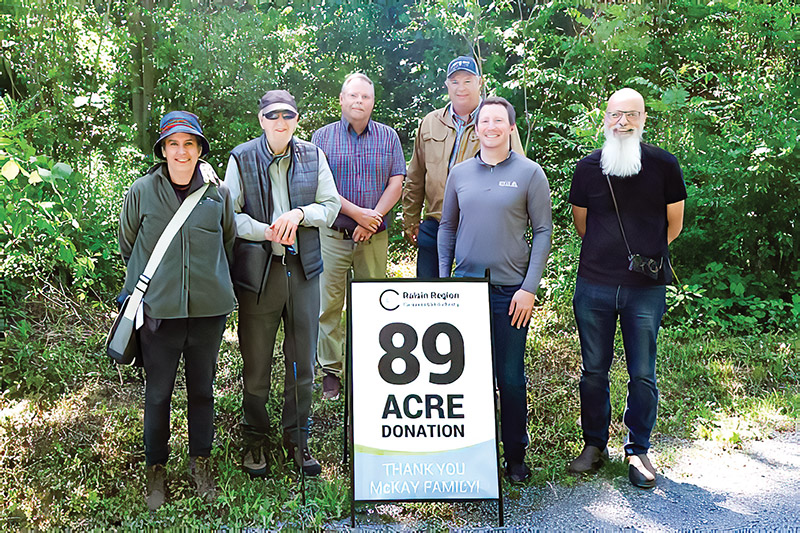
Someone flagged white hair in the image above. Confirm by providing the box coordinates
[341,72,373,94]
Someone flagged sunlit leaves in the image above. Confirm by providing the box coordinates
[1,160,20,180]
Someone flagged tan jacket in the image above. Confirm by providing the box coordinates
[402,104,524,229]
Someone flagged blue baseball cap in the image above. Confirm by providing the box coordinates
[447,56,480,78]
[153,111,210,159]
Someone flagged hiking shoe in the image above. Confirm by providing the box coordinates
[627,453,656,489]
[568,445,609,474]
[505,461,531,484]
[322,374,341,401]
[283,434,322,477]
[292,445,322,477]
[242,445,267,478]
[188,456,217,501]
[145,464,166,511]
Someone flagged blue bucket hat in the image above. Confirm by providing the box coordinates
[153,111,210,159]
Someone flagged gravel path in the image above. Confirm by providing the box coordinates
[333,429,800,531]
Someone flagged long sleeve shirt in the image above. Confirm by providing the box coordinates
[438,151,552,294]
[223,142,340,255]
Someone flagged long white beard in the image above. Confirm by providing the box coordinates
[600,126,643,177]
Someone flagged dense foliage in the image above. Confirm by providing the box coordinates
[2,0,798,333]
[0,0,798,528]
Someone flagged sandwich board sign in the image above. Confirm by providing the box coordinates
[347,278,502,524]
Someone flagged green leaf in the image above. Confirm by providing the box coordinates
[662,86,688,107]
[52,162,72,180]
[57,244,74,263]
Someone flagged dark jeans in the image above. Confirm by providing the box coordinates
[238,253,319,448]
[416,218,440,279]
[572,276,666,456]
[141,314,227,466]
[490,284,530,464]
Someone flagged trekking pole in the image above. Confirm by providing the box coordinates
[293,361,306,506]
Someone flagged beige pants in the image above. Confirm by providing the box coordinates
[317,226,388,376]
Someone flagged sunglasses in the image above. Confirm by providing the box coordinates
[262,110,298,121]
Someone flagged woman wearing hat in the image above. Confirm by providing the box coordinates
[118,111,236,510]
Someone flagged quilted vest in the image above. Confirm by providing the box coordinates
[230,135,323,279]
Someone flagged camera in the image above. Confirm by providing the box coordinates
[628,254,662,280]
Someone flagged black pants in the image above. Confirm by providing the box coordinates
[141,315,227,466]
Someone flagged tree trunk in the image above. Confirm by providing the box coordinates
[129,0,156,154]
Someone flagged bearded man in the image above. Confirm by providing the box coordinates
[567,88,686,488]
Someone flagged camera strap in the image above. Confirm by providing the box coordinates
[604,173,634,259]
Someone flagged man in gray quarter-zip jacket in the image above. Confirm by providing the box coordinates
[224,90,341,478]
[438,97,552,484]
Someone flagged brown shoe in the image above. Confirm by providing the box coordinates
[145,464,166,511]
[188,456,217,501]
[322,374,341,401]
[627,453,656,488]
[568,445,609,474]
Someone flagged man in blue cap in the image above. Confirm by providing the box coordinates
[402,55,525,278]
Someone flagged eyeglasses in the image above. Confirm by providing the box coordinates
[606,110,642,121]
[262,110,297,121]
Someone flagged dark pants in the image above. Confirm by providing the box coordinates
[238,253,319,448]
[490,284,530,464]
[572,276,666,456]
[141,314,227,466]
[416,218,440,279]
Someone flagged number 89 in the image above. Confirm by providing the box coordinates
[377,322,465,385]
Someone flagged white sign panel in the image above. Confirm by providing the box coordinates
[350,280,499,501]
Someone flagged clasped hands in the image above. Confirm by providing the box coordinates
[264,208,304,245]
[264,207,382,245]
[351,207,382,243]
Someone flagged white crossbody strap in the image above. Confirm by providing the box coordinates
[121,180,211,325]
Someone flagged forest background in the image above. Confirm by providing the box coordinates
[0,0,798,529]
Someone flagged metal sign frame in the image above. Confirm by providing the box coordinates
[344,276,503,526]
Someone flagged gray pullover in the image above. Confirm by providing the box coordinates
[437,151,552,294]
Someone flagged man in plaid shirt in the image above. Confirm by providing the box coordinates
[312,72,406,400]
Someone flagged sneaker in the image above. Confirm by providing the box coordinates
[322,374,341,401]
[188,456,217,501]
[626,453,656,489]
[145,464,166,511]
[243,445,267,478]
[505,461,531,484]
[568,445,609,474]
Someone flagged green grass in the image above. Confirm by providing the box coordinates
[0,281,797,528]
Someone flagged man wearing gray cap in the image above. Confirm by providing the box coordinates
[224,90,341,478]
[402,55,525,278]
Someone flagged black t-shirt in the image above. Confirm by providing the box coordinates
[568,143,687,286]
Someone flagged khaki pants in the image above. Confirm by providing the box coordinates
[317,227,388,376]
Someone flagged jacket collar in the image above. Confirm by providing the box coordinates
[436,101,481,129]
[258,133,295,165]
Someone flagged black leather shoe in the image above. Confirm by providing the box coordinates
[568,445,609,474]
[505,461,531,484]
[627,453,656,488]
